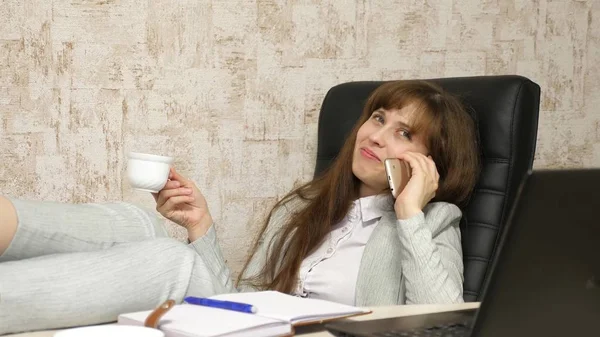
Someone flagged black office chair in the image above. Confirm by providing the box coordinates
[314,75,541,302]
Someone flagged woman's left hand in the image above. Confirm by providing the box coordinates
[394,152,440,219]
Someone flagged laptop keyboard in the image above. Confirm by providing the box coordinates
[371,321,471,337]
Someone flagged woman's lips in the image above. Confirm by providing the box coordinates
[360,148,380,162]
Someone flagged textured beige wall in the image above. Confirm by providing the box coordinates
[1,0,599,273]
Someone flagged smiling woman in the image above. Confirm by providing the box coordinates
[0,80,481,335]
[238,80,481,298]
[352,105,431,199]
[350,81,480,208]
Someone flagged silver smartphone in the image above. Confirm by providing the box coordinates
[384,158,412,198]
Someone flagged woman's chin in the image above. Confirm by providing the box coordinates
[356,180,388,197]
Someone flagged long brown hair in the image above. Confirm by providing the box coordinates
[238,80,480,293]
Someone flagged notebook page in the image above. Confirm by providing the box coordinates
[210,291,370,325]
[118,304,291,337]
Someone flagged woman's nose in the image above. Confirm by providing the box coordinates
[368,128,387,146]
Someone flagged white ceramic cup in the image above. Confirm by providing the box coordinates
[127,152,174,193]
[54,325,164,337]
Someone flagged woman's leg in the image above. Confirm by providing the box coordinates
[0,197,169,262]
[0,196,18,256]
[0,238,227,335]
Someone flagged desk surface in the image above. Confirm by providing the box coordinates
[8,302,480,337]
[296,302,480,336]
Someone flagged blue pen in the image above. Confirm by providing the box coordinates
[184,297,257,314]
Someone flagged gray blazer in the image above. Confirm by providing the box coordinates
[189,199,464,306]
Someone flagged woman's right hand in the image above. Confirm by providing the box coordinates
[153,167,213,241]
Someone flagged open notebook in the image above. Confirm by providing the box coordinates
[118,291,371,337]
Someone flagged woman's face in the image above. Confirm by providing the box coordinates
[352,105,430,197]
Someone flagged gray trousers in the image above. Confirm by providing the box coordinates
[0,198,228,335]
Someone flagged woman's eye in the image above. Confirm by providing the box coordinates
[398,129,412,140]
[372,113,384,124]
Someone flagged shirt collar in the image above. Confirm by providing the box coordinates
[353,193,395,223]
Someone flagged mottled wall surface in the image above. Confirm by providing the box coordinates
[1,1,599,273]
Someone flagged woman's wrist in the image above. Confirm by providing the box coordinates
[187,214,214,242]
[395,205,422,220]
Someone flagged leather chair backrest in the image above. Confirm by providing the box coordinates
[314,75,541,301]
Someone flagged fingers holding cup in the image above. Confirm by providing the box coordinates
[155,187,194,211]
[152,179,180,201]
[156,193,196,216]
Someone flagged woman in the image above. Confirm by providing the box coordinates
[0,80,479,334]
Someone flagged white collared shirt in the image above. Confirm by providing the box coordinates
[293,194,394,305]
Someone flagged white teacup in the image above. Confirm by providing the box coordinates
[54,325,164,337]
[127,152,174,193]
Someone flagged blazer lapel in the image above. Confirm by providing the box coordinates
[355,211,404,306]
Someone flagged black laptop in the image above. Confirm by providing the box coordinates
[325,169,600,337]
